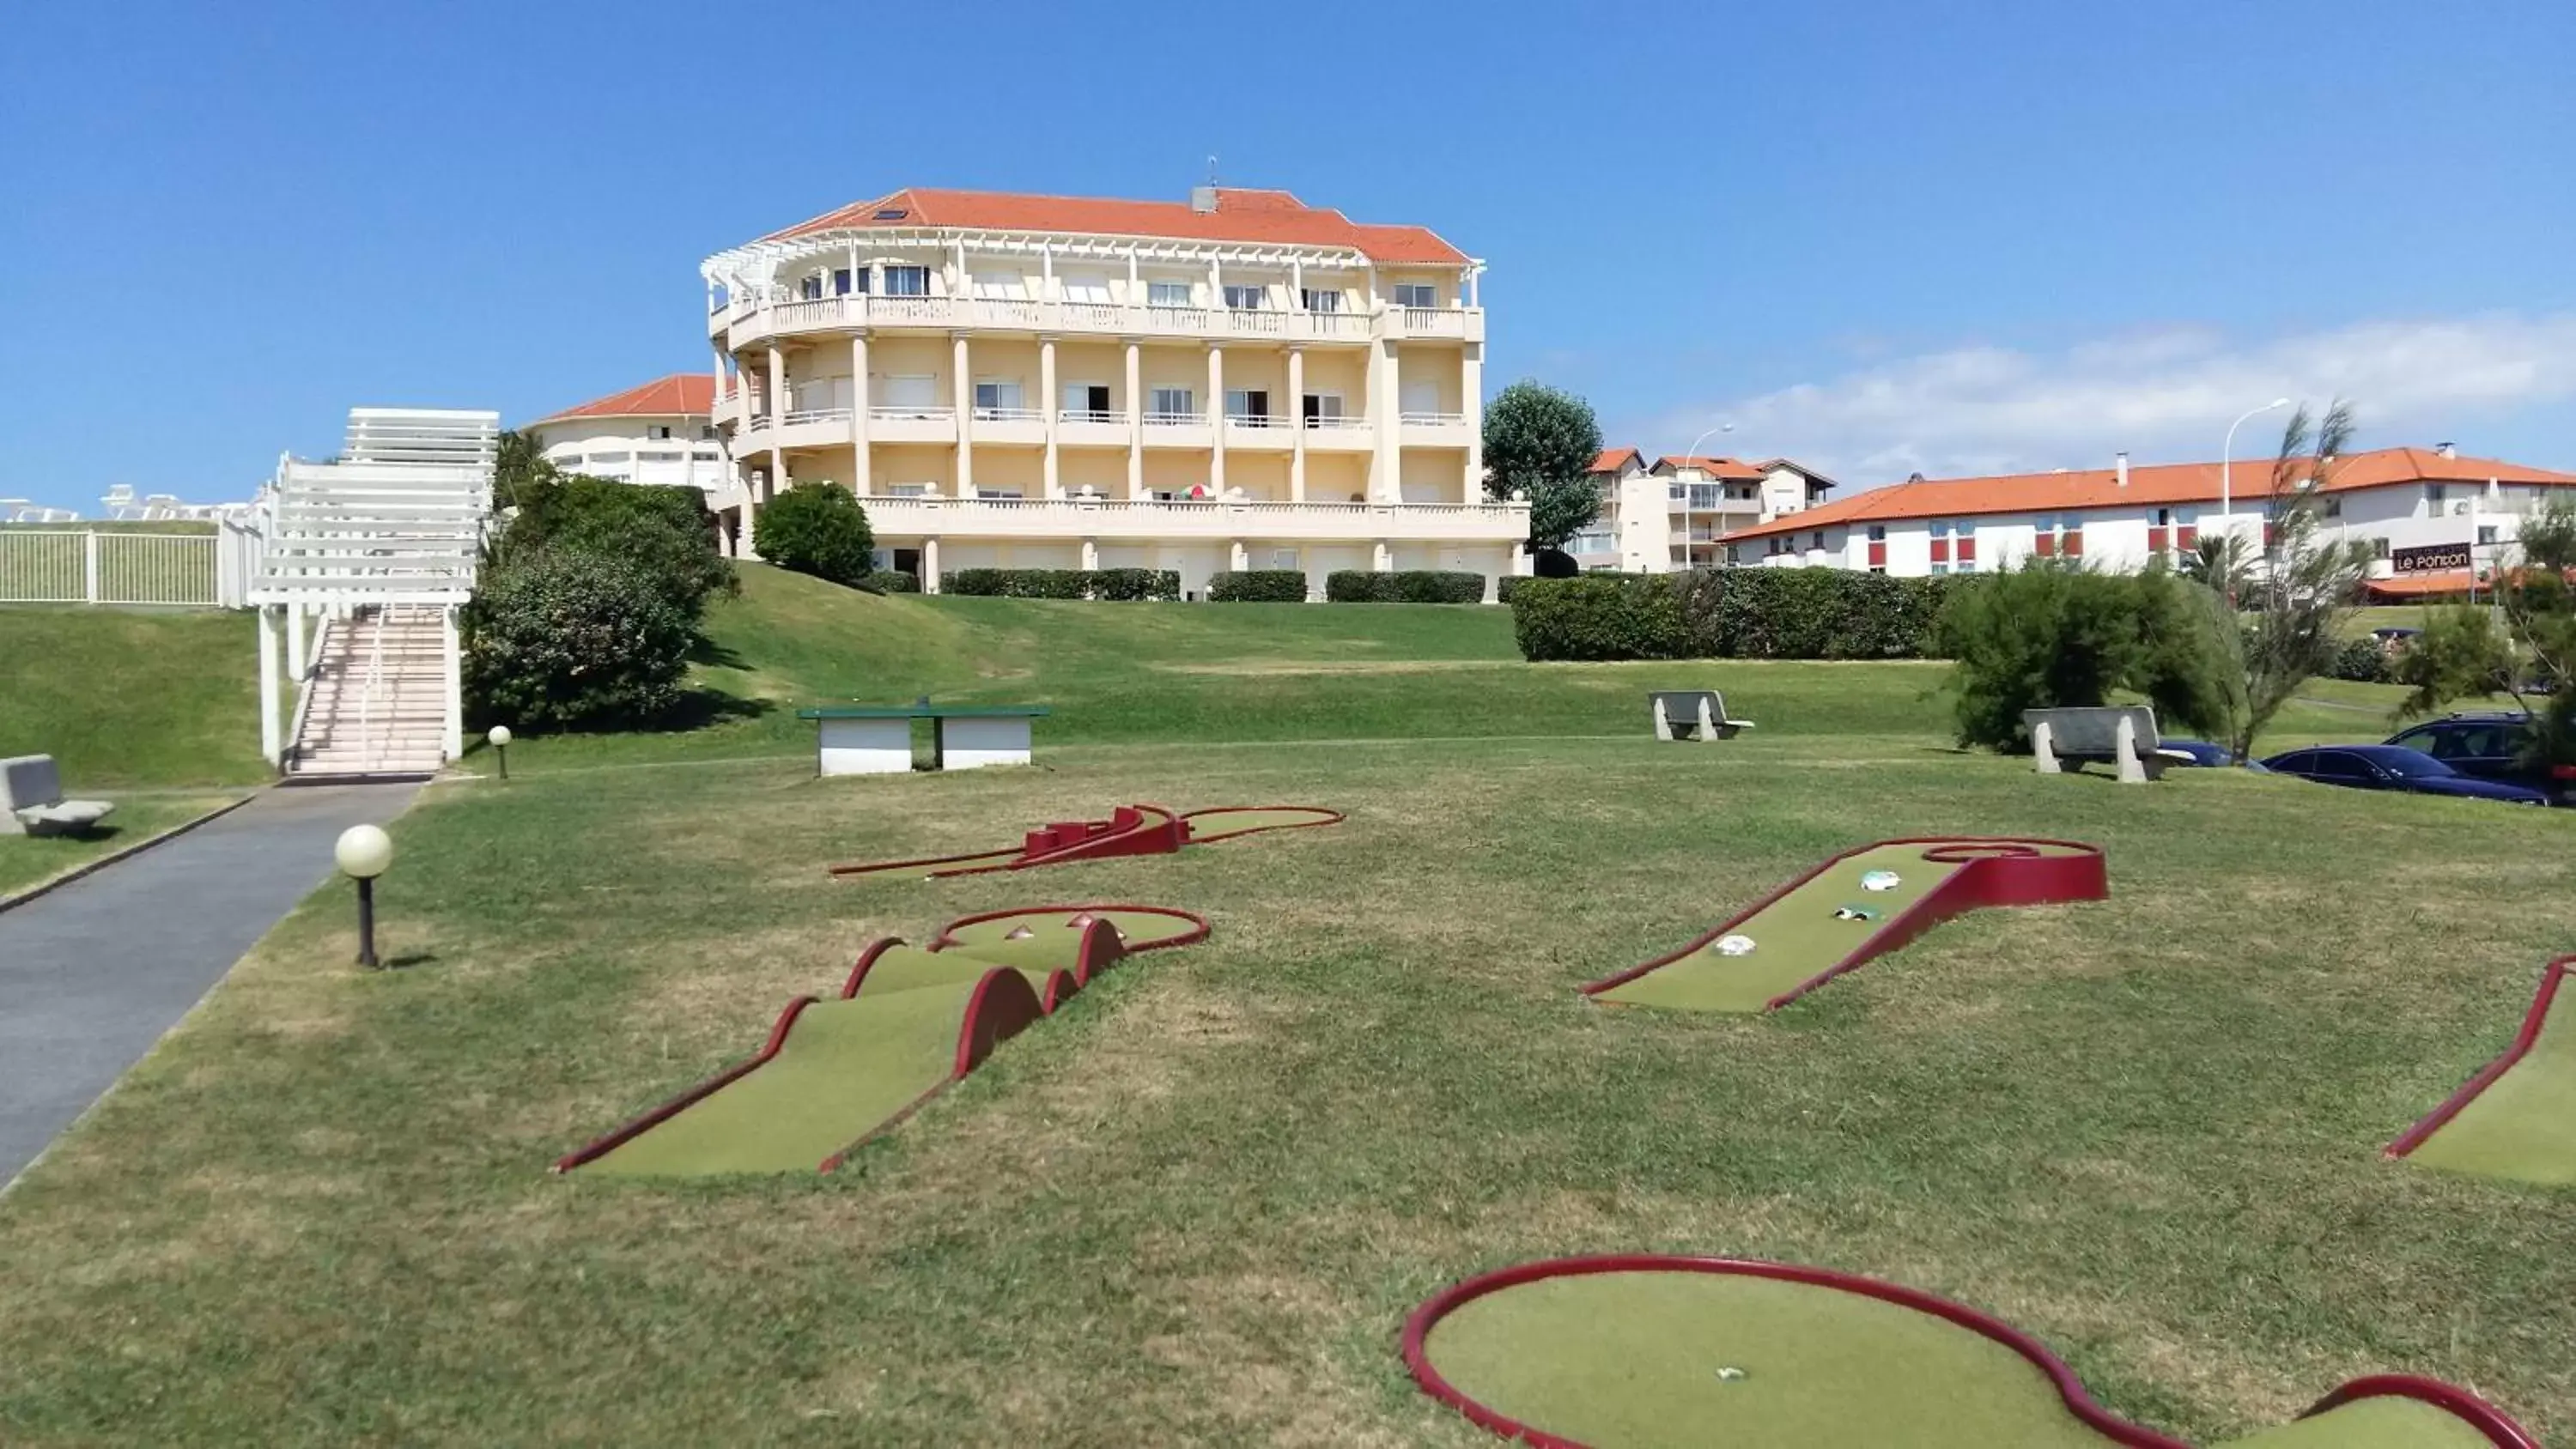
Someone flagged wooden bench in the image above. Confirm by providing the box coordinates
[1649,690,1755,743]
[2021,706,2195,784]
[797,701,1050,776]
[1,755,116,836]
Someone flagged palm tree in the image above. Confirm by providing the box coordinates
[2179,534,2253,598]
[2223,400,2378,761]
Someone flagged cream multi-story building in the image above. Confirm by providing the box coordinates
[1566,448,1835,571]
[699,185,1528,599]
[526,374,745,526]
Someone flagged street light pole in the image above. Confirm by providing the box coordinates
[2220,398,2292,603]
[1674,421,1734,570]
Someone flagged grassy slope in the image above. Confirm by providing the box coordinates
[492,564,2423,773]
[0,729,2567,1443]
[0,608,269,787]
[0,793,246,897]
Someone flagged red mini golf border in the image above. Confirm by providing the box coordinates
[827,803,1342,880]
[1580,836,2109,1011]
[1176,804,1347,844]
[551,903,1210,1175]
[1400,1255,2538,1449]
[2385,955,2573,1161]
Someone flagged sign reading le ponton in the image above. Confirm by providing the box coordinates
[2392,541,2472,574]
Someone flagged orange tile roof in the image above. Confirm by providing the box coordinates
[1655,455,1767,480]
[534,374,714,424]
[1722,448,2576,543]
[756,187,1468,265]
[1589,446,1643,475]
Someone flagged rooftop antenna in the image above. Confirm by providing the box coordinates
[1191,155,1220,213]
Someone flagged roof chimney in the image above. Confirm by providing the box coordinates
[2437,440,2457,458]
[1189,185,1218,214]
[2116,452,2129,488]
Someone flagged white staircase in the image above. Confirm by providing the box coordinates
[286,607,453,778]
[247,408,499,779]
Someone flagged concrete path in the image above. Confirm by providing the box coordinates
[0,783,419,1189]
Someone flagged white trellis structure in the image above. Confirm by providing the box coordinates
[247,408,497,776]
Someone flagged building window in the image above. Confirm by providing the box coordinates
[1060,273,1111,304]
[1300,288,1341,313]
[1958,560,1978,573]
[1689,484,1721,508]
[1148,386,1195,419]
[879,374,938,411]
[976,487,1024,500]
[973,380,1025,416]
[799,273,824,300]
[1866,524,1886,542]
[1869,565,1886,574]
[1393,282,1438,308]
[1809,530,1825,550]
[648,425,673,440]
[2427,482,2448,505]
[1148,281,1194,308]
[1930,563,1949,576]
[832,269,854,296]
[700,425,718,440]
[1270,549,1299,569]
[881,265,930,296]
[1301,393,1345,426]
[2477,525,2500,547]
[1223,284,1267,311]
[1224,389,1272,422]
[1062,383,1113,421]
[971,272,1029,300]
[2323,496,2342,518]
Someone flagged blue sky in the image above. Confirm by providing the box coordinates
[4,0,2572,512]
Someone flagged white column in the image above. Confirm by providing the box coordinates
[1291,258,1304,311]
[766,346,784,422]
[922,537,942,594]
[1127,249,1139,301]
[440,605,463,762]
[952,332,974,497]
[1373,539,1393,573]
[1080,537,1098,570]
[1287,346,1307,503]
[850,331,872,492]
[1207,344,1226,494]
[1040,243,1054,300]
[1124,337,1144,499]
[258,604,283,767]
[1462,340,1485,503]
[1207,256,1223,306]
[710,345,726,426]
[285,601,307,682]
[1040,336,1060,498]
[1371,339,1401,503]
[1230,540,1249,572]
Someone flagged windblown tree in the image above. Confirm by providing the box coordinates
[1481,381,1604,554]
[2220,400,2378,761]
[2178,533,2254,599]
[2402,500,2576,763]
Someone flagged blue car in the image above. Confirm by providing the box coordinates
[2160,739,2239,767]
[2258,744,2553,806]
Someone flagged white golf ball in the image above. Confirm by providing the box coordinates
[1716,934,1757,956]
[1861,870,1901,892]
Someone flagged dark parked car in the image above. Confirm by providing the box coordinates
[2161,739,2239,767]
[2259,744,2552,806]
[2382,712,2574,806]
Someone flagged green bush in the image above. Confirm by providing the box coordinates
[1325,570,1485,603]
[1210,570,1309,603]
[461,549,696,730]
[855,571,918,595]
[1505,567,1954,661]
[941,568,1177,600]
[2328,635,2392,683]
[1932,562,2234,751]
[752,482,876,585]
[500,473,734,610]
[1510,575,1687,660]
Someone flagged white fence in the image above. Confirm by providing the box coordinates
[0,523,261,608]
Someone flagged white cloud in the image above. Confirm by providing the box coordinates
[1663,313,2576,486]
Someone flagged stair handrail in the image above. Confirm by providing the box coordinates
[355,606,390,771]
[281,612,331,772]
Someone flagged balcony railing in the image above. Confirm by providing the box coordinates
[971,406,1044,423]
[972,298,1042,326]
[784,406,853,426]
[1400,306,1465,337]
[1143,410,1201,427]
[1144,304,1212,331]
[1225,307,1287,335]
[1400,411,1468,426]
[1059,408,1121,425]
[870,404,955,421]
[1303,415,1369,431]
[1225,414,1286,428]
[724,292,1475,345]
[1297,310,1369,340]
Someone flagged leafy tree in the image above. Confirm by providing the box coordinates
[1481,380,1604,551]
[495,472,734,610]
[494,428,555,512]
[754,482,878,585]
[2221,400,2377,761]
[461,549,696,729]
[2392,606,2515,718]
[2178,533,2253,599]
[1934,561,2234,751]
[2496,500,2576,769]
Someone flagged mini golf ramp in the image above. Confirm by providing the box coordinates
[2388,956,2576,1186]
[828,803,1342,880]
[1584,837,2107,1014]
[1403,1256,2538,1449]
[554,905,1209,1177]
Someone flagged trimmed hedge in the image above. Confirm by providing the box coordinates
[1510,568,1958,661]
[857,570,920,594]
[1325,569,1487,603]
[942,567,1179,600]
[1210,569,1309,603]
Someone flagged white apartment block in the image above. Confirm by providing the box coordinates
[1565,448,1834,572]
[1719,446,2576,599]
[526,375,745,525]
[700,185,1527,600]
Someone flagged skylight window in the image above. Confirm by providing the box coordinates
[873,207,908,221]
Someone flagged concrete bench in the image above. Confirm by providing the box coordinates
[2022,706,2195,784]
[1650,690,1755,743]
[1,755,116,836]
[797,702,1050,776]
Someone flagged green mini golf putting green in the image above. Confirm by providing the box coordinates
[1404,1257,2536,1449]
[2389,958,2576,1186]
[1585,838,2107,1013]
[556,906,1209,1177]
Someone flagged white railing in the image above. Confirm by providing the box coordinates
[870,405,956,421]
[1303,415,1370,432]
[0,528,244,607]
[1144,305,1212,331]
[784,406,853,426]
[869,294,949,324]
[727,293,1474,345]
[1400,411,1468,426]
[972,298,1042,326]
[971,406,1045,423]
[1225,414,1286,429]
[1058,408,1121,426]
[1400,306,1464,336]
[1060,301,1123,330]
[1143,410,1201,427]
[1225,308,1287,335]
[1297,311,1370,340]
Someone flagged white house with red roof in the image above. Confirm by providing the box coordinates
[526,375,744,537]
[696,185,1526,598]
[1568,448,1835,572]
[1718,445,2576,597]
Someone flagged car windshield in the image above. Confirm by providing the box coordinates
[2369,750,2458,779]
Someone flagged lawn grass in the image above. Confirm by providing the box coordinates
[0,608,270,787]
[0,791,249,898]
[0,696,2568,1442]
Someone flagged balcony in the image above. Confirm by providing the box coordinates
[725,293,1467,349]
[967,405,1046,446]
[1301,415,1375,452]
[854,494,1529,544]
[1141,409,1213,450]
[1056,408,1128,448]
[1399,411,1473,447]
[1223,415,1293,451]
[867,405,957,445]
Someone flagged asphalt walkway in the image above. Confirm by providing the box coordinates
[0,783,418,1189]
